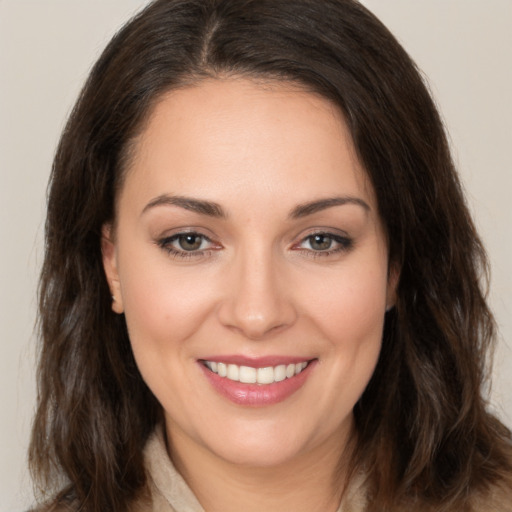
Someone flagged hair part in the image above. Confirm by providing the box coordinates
[30,1,512,511]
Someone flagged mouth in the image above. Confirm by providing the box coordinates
[201,360,310,385]
[198,357,317,406]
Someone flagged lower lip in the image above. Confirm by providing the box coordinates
[199,361,316,407]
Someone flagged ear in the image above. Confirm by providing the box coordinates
[385,261,400,312]
[101,224,124,314]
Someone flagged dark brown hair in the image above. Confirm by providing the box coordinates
[30,0,512,510]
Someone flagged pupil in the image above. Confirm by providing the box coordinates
[179,234,202,251]
[311,234,332,250]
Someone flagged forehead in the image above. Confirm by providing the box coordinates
[121,78,375,213]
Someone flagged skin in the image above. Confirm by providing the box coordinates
[102,78,397,512]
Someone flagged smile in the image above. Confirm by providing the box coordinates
[200,358,316,406]
[203,360,309,385]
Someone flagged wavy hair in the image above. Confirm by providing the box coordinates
[30,0,512,510]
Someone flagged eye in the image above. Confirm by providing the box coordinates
[296,232,353,255]
[305,234,335,251]
[174,233,207,251]
[157,231,219,259]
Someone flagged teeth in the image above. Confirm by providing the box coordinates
[257,366,274,384]
[203,360,310,384]
[239,366,257,383]
[227,364,239,381]
[217,362,227,377]
[274,365,286,382]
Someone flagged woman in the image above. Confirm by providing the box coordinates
[29,0,512,511]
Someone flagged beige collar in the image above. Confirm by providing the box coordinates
[142,427,367,512]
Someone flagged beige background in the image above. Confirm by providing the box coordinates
[1,1,510,509]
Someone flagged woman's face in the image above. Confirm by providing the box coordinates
[103,78,396,468]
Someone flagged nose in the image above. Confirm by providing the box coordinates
[217,247,298,340]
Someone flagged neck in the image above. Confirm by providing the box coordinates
[165,420,355,512]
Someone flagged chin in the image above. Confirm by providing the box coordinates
[197,413,350,469]
[212,436,309,468]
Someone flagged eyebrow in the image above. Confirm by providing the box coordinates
[141,194,226,218]
[289,196,370,218]
[141,194,369,219]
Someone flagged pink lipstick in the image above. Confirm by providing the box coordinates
[198,356,316,406]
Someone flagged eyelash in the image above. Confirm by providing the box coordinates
[294,232,353,258]
[157,232,218,260]
[156,231,353,260]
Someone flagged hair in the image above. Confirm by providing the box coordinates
[30,0,512,511]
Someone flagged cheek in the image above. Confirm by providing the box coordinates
[303,262,388,343]
[299,259,387,401]
[119,263,221,411]
[118,254,219,355]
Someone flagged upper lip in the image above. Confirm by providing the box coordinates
[199,355,315,368]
